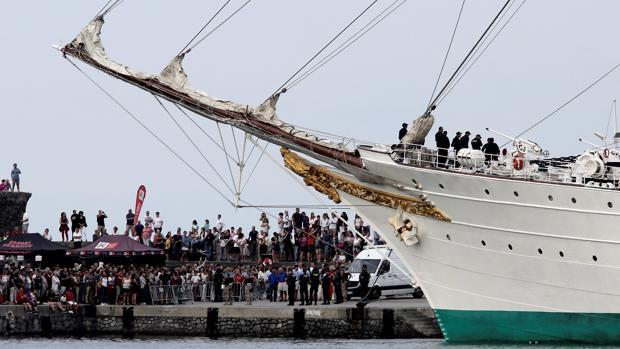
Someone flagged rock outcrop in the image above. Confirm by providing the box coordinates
[0,192,31,234]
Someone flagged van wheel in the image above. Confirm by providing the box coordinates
[369,287,381,300]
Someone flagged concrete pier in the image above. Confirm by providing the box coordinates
[0,299,442,339]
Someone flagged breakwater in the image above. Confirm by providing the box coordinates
[0,301,441,339]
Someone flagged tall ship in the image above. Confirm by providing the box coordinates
[58,1,620,343]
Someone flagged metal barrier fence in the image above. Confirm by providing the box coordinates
[149,281,267,304]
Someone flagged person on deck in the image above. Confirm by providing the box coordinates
[471,134,483,150]
[459,131,471,150]
[482,137,501,162]
[451,132,462,154]
[10,163,21,192]
[398,123,408,141]
[435,127,450,168]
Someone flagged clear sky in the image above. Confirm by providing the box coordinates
[3,1,620,240]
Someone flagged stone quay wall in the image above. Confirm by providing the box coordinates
[0,304,442,339]
[0,192,31,234]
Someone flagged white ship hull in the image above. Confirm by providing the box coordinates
[326,147,620,343]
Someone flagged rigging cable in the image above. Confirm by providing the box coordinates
[93,0,115,20]
[101,0,125,17]
[427,0,512,112]
[65,57,235,206]
[427,0,466,110]
[186,0,254,53]
[504,62,620,146]
[286,0,408,90]
[272,0,380,96]
[435,0,527,107]
[178,0,232,56]
[153,95,237,197]
[173,104,238,164]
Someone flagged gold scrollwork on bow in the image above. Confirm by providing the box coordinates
[281,148,450,222]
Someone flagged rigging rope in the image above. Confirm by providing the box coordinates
[217,122,240,195]
[435,0,526,107]
[286,0,407,91]
[504,62,620,146]
[187,0,254,53]
[178,0,232,56]
[153,95,237,197]
[427,0,466,110]
[173,104,239,164]
[101,0,125,17]
[65,57,235,206]
[93,0,115,20]
[427,0,512,112]
[272,0,380,96]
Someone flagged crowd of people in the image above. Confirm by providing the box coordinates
[44,208,385,264]
[0,260,367,310]
[0,163,21,192]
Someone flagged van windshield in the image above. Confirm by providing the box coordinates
[349,259,381,273]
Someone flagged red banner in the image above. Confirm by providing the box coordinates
[134,185,147,225]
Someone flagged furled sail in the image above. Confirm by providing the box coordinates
[400,112,435,146]
[63,16,362,168]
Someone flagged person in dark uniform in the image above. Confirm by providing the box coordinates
[481,137,501,162]
[459,131,471,150]
[333,268,343,304]
[358,264,370,299]
[321,269,331,305]
[451,132,462,153]
[213,265,223,302]
[471,134,483,150]
[435,127,450,168]
[310,266,320,305]
[398,123,408,141]
[287,269,297,306]
[223,267,234,305]
[299,266,310,305]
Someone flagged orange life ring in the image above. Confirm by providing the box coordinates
[513,157,524,170]
[604,149,610,158]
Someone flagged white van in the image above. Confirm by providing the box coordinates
[347,246,423,300]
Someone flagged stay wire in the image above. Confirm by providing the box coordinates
[178,0,232,56]
[93,0,115,20]
[273,0,380,96]
[427,0,466,110]
[287,0,407,90]
[102,0,125,17]
[504,62,620,147]
[427,0,512,112]
[153,95,237,197]
[435,0,526,107]
[188,0,253,53]
[217,122,240,194]
[65,57,235,207]
[173,104,239,164]
[240,142,268,194]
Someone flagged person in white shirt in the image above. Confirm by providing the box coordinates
[216,214,224,232]
[42,228,51,240]
[153,212,164,234]
[320,213,329,232]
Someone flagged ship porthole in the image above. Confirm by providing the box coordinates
[593,255,598,262]
[559,251,564,257]
[439,184,444,189]
[548,195,553,201]
[538,248,543,255]
[571,198,577,204]
[446,234,451,240]
[484,189,490,195]
[481,240,486,246]
[508,244,513,250]
[513,191,519,197]
[608,202,613,208]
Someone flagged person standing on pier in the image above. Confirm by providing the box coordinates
[333,268,344,304]
[213,265,223,302]
[126,209,136,236]
[286,268,296,306]
[321,268,331,305]
[70,210,79,237]
[298,265,310,306]
[310,266,320,305]
[359,264,370,299]
[223,267,234,305]
[96,210,107,236]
